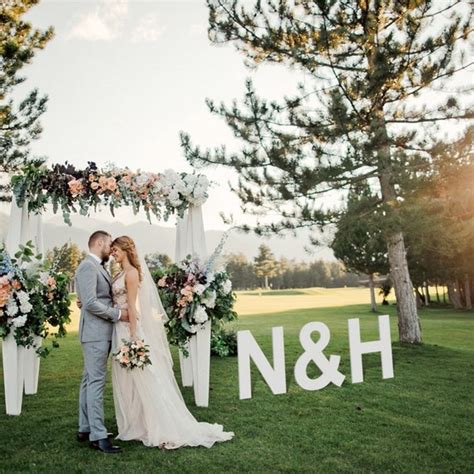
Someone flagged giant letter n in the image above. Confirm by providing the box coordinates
[237,327,286,400]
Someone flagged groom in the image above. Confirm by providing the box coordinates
[75,230,128,454]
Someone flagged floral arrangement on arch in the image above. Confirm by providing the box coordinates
[156,255,237,355]
[0,241,71,356]
[11,160,210,225]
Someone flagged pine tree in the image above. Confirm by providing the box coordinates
[0,0,54,200]
[253,244,279,289]
[181,0,473,343]
[331,182,389,312]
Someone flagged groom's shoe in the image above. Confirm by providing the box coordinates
[77,432,90,442]
[78,431,114,442]
[90,438,122,454]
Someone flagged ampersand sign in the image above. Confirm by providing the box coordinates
[294,322,345,391]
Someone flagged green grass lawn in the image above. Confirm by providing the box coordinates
[1,301,473,473]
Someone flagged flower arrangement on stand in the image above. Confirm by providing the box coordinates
[0,241,71,356]
[11,160,209,225]
[156,255,237,356]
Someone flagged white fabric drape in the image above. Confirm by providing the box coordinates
[174,205,211,406]
[3,200,44,416]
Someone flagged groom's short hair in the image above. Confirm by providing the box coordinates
[88,230,111,249]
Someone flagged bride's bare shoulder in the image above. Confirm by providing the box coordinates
[124,267,139,285]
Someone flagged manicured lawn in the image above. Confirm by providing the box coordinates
[0,298,473,472]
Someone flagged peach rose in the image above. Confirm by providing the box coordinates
[11,279,21,290]
[106,177,117,192]
[47,277,56,289]
[98,176,107,189]
[91,182,100,191]
[68,179,84,197]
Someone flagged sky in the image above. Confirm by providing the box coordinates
[7,0,306,232]
[3,0,472,254]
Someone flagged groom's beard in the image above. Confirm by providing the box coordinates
[101,253,111,263]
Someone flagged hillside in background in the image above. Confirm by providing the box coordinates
[0,212,335,262]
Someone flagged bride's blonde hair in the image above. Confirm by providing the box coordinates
[112,236,143,282]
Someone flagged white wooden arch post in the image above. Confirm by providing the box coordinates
[175,205,211,407]
[3,200,44,415]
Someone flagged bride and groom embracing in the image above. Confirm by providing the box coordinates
[75,230,234,454]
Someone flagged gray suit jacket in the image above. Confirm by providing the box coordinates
[75,255,120,343]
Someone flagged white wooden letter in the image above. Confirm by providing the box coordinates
[348,315,394,384]
[237,327,286,400]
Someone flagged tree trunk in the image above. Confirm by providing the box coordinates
[415,288,423,309]
[368,273,377,313]
[443,286,447,304]
[464,275,472,310]
[386,231,421,343]
[447,281,463,309]
[264,275,269,290]
[435,284,440,303]
[424,281,430,306]
[371,108,421,342]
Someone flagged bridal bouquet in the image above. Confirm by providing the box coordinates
[156,255,237,353]
[0,242,71,353]
[113,339,152,370]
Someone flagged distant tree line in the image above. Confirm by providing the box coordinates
[225,245,360,291]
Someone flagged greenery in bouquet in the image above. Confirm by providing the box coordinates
[0,241,71,356]
[11,160,209,225]
[210,324,238,358]
[157,255,237,355]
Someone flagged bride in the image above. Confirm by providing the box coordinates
[110,235,234,449]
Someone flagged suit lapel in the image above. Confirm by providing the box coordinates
[87,255,112,288]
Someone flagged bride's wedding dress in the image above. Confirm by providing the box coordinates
[111,270,234,448]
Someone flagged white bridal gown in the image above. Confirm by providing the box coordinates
[111,271,234,448]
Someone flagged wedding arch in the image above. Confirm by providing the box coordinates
[3,159,213,415]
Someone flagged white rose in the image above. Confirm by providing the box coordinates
[206,272,215,284]
[163,169,179,186]
[12,314,27,328]
[194,305,208,324]
[20,301,33,314]
[222,279,232,294]
[17,290,30,306]
[201,290,216,309]
[152,181,163,193]
[197,175,209,188]
[193,283,207,295]
[184,174,198,187]
[7,299,19,317]
[135,173,150,187]
[39,271,49,286]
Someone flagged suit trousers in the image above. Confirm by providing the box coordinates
[78,340,111,441]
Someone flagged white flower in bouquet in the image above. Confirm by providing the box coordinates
[193,283,207,295]
[135,172,151,188]
[201,290,216,309]
[197,175,209,188]
[17,290,30,306]
[184,174,198,188]
[222,279,232,294]
[206,271,215,284]
[7,299,19,316]
[194,305,209,323]
[163,169,179,187]
[12,314,27,328]
[168,189,182,208]
[39,271,50,286]
[152,180,163,193]
[174,177,191,196]
[20,301,33,314]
